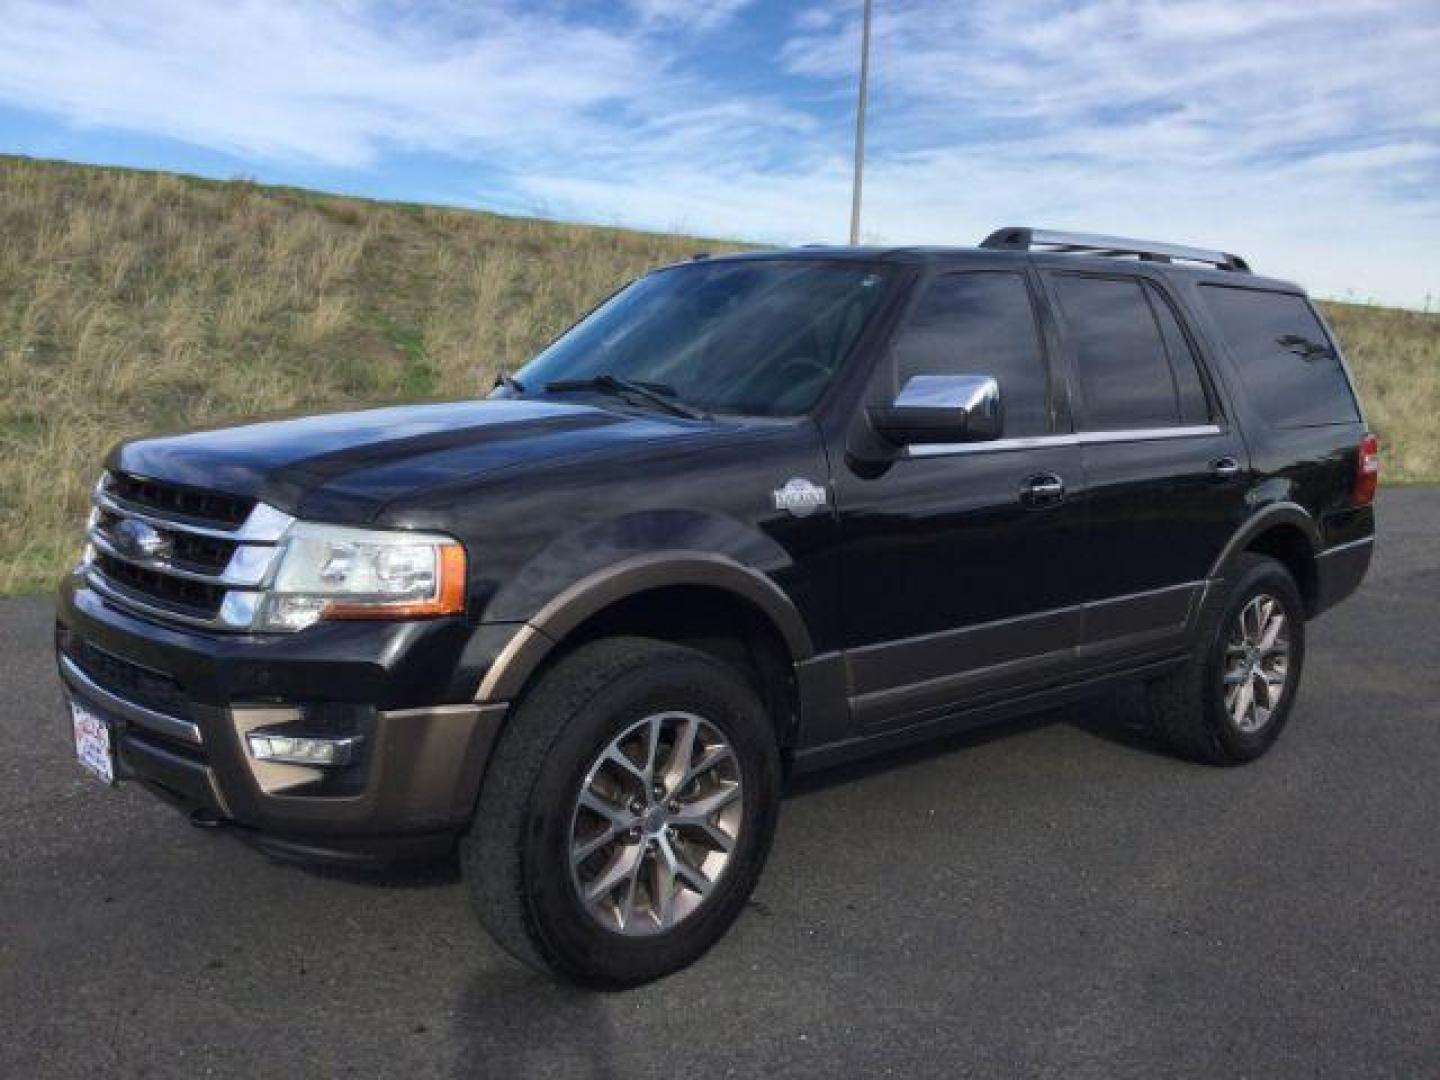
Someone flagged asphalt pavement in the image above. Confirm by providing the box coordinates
[2,487,1436,1079]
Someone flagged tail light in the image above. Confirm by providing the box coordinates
[1352,433,1380,505]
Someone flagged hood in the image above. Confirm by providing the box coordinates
[109,398,709,522]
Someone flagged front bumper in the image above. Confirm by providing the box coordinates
[56,573,508,861]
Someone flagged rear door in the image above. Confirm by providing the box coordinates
[1195,285,1369,542]
[1041,270,1249,662]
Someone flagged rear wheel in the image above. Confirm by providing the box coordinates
[1148,553,1306,765]
[463,636,781,987]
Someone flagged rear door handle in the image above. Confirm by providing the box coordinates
[1211,456,1242,479]
[1021,472,1065,508]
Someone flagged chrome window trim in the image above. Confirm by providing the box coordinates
[907,424,1222,458]
[59,651,203,745]
[1077,424,1222,445]
[909,433,1076,457]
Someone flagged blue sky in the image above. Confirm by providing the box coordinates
[1,0,1437,307]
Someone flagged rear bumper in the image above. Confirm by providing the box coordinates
[1313,536,1374,616]
[56,572,508,861]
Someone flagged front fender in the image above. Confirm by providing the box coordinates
[475,550,815,702]
[472,510,819,703]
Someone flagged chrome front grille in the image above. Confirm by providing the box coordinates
[94,507,235,573]
[92,551,229,617]
[85,471,294,630]
[105,471,255,527]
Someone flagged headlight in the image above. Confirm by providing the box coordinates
[259,522,466,631]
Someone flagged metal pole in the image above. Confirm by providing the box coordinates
[848,0,873,246]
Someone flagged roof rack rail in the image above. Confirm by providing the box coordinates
[980,227,1250,273]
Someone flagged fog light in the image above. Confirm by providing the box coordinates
[246,730,360,767]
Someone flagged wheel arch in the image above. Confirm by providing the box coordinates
[1209,503,1321,615]
[474,553,814,725]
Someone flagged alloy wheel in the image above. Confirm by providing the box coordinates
[569,711,743,936]
[1222,593,1291,734]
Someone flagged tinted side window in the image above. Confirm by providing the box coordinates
[890,271,1049,436]
[1146,284,1211,424]
[1200,286,1359,428]
[1052,275,1179,429]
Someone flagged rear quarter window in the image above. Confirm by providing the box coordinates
[1199,286,1360,428]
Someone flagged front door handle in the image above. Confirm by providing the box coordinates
[1021,472,1065,508]
[1211,456,1242,479]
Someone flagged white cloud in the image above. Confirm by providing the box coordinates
[689,0,1440,306]
[627,0,752,31]
[0,0,651,167]
[0,0,1435,306]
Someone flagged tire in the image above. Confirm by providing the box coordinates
[1148,553,1307,766]
[462,636,782,988]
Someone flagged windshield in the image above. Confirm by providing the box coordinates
[508,259,893,417]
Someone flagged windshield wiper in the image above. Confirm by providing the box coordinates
[544,374,708,420]
[494,370,527,394]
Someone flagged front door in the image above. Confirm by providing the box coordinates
[831,268,1089,730]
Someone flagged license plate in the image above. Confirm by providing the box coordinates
[71,700,116,785]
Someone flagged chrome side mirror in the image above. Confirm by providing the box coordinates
[868,374,1003,446]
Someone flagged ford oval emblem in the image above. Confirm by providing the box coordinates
[113,518,172,561]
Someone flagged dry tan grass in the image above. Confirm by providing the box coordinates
[0,154,1434,594]
[1319,301,1440,482]
[0,155,730,592]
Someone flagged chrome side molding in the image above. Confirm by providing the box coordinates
[908,425,1223,458]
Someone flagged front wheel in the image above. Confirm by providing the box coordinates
[462,636,781,988]
[1148,553,1307,765]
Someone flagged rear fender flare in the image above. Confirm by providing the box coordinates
[1207,502,1320,580]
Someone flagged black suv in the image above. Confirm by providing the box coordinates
[56,227,1377,986]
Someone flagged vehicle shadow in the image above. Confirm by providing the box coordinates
[452,966,622,1080]
[252,841,464,888]
[1063,684,1175,756]
[295,852,463,887]
[433,687,1180,1078]
[250,843,624,1075]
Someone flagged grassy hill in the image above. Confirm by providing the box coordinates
[1,155,1435,594]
